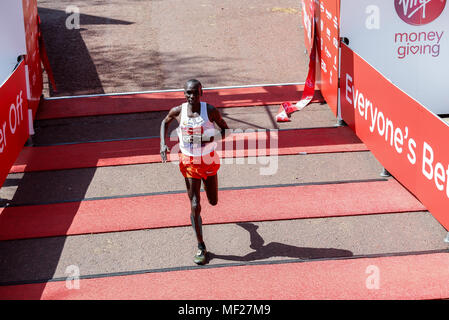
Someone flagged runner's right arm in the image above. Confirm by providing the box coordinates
[160,106,181,163]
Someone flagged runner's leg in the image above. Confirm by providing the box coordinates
[202,174,218,206]
[185,177,204,245]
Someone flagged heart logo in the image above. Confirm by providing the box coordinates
[410,46,420,54]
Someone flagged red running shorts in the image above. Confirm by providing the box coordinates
[179,151,221,180]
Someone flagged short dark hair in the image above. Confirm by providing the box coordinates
[184,79,202,89]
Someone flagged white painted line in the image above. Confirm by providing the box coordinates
[43,82,306,101]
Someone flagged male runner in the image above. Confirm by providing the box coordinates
[160,79,229,265]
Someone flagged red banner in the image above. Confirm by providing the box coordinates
[276,0,317,122]
[340,43,449,230]
[0,61,30,186]
[277,0,340,122]
[22,0,43,116]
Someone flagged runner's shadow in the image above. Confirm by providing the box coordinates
[208,222,353,262]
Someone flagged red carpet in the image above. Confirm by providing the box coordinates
[36,85,323,120]
[11,127,367,173]
[0,179,425,240]
[1,252,448,299]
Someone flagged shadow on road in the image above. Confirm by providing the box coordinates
[38,7,134,96]
[209,222,353,262]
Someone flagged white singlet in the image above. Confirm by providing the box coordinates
[177,102,217,157]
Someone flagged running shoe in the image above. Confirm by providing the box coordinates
[194,247,207,265]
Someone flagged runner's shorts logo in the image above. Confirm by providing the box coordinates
[395,0,447,25]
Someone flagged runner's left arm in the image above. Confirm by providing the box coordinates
[206,104,229,142]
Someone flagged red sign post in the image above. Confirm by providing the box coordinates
[314,0,340,116]
[22,0,43,116]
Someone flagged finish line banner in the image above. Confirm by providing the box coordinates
[276,0,340,122]
[276,0,317,122]
[340,43,449,230]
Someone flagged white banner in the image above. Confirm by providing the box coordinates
[340,0,449,115]
[0,0,27,86]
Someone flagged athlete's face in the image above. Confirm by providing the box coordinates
[184,83,202,105]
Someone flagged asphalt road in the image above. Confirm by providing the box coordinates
[0,0,447,299]
[37,0,308,96]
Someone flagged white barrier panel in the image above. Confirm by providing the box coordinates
[0,0,27,86]
[340,0,449,115]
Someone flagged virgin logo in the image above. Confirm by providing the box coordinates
[395,0,446,25]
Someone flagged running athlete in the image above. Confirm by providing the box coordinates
[160,79,229,265]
